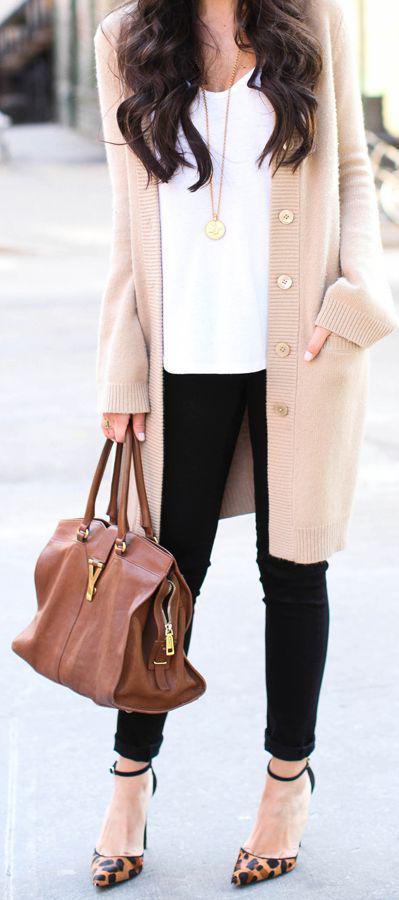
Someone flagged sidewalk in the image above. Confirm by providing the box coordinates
[1,125,399,900]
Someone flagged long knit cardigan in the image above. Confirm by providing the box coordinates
[93,0,399,564]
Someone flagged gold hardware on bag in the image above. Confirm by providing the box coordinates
[165,622,175,656]
[77,526,89,542]
[162,579,176,656]
[114,539,127,554]
[86,558,104,601]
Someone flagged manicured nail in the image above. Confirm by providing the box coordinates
[138,432,145,441]
[304,350,314,361]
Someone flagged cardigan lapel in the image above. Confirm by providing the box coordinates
[265,159,301,559]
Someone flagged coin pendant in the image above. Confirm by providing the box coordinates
[205,218,226,240]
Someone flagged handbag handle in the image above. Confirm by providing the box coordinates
[115,420,154,548]
[77,418,154,546]
[131,421,154,539]
[106,441,123,524]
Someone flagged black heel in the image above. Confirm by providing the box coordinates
[91,760,156,888]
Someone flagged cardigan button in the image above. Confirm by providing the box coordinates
[277,274,293,290]
[274,402,289,417]
[279,209,294,224]
[275,342,291,358]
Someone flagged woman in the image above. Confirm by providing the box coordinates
[91,0,398,889]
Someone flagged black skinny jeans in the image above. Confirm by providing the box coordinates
[115,369,330,762]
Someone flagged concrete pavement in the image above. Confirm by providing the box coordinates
[1,125,399,900]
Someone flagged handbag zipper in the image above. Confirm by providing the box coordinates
[161,578,176,656]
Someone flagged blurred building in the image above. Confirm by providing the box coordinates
[0,0,115,133]
[0,0,398,139]
[0,0,53,123]
[54,0,114,135]
[355,0,399,139]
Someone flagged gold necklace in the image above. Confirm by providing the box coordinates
[200,48,241,240]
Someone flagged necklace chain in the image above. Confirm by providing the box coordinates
[200,47,242,239]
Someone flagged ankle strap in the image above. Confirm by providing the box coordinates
[109,760,152,777]
[267,758,309,782]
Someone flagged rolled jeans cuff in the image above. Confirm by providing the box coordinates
[113,734,164,762]
[264,731,315,761]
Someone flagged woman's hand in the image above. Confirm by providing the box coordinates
[101,413,146,443]
[304,325,332,361]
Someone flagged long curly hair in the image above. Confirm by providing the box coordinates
[108,0,322,188]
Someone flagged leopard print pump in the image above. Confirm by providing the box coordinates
[231,849,298,885]
[91,850,144,887]
[91,760,157,889]
[231,757,315,888]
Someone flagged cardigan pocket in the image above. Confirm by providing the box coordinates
[295,345,369,529]
[321,332,364,355]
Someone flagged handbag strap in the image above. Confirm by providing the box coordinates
[131,421,153,538]
[77,438,114,540]
[77,418,154,545]
[106,441,123,524]
[115,420,154,547]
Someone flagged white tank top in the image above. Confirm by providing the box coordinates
[158,67,275,374]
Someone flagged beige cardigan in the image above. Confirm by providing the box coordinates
[94,0,399,564]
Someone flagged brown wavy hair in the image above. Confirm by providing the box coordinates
[109,0,322,188]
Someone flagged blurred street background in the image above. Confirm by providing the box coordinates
[1,2,399,899]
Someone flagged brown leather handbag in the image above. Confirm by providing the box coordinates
[12,420,206,713]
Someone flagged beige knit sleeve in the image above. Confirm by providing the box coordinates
[314,6,399,348]
[94,22,150,415]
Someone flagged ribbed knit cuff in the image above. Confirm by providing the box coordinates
[314,292,398,348]
[97,381,150,414]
